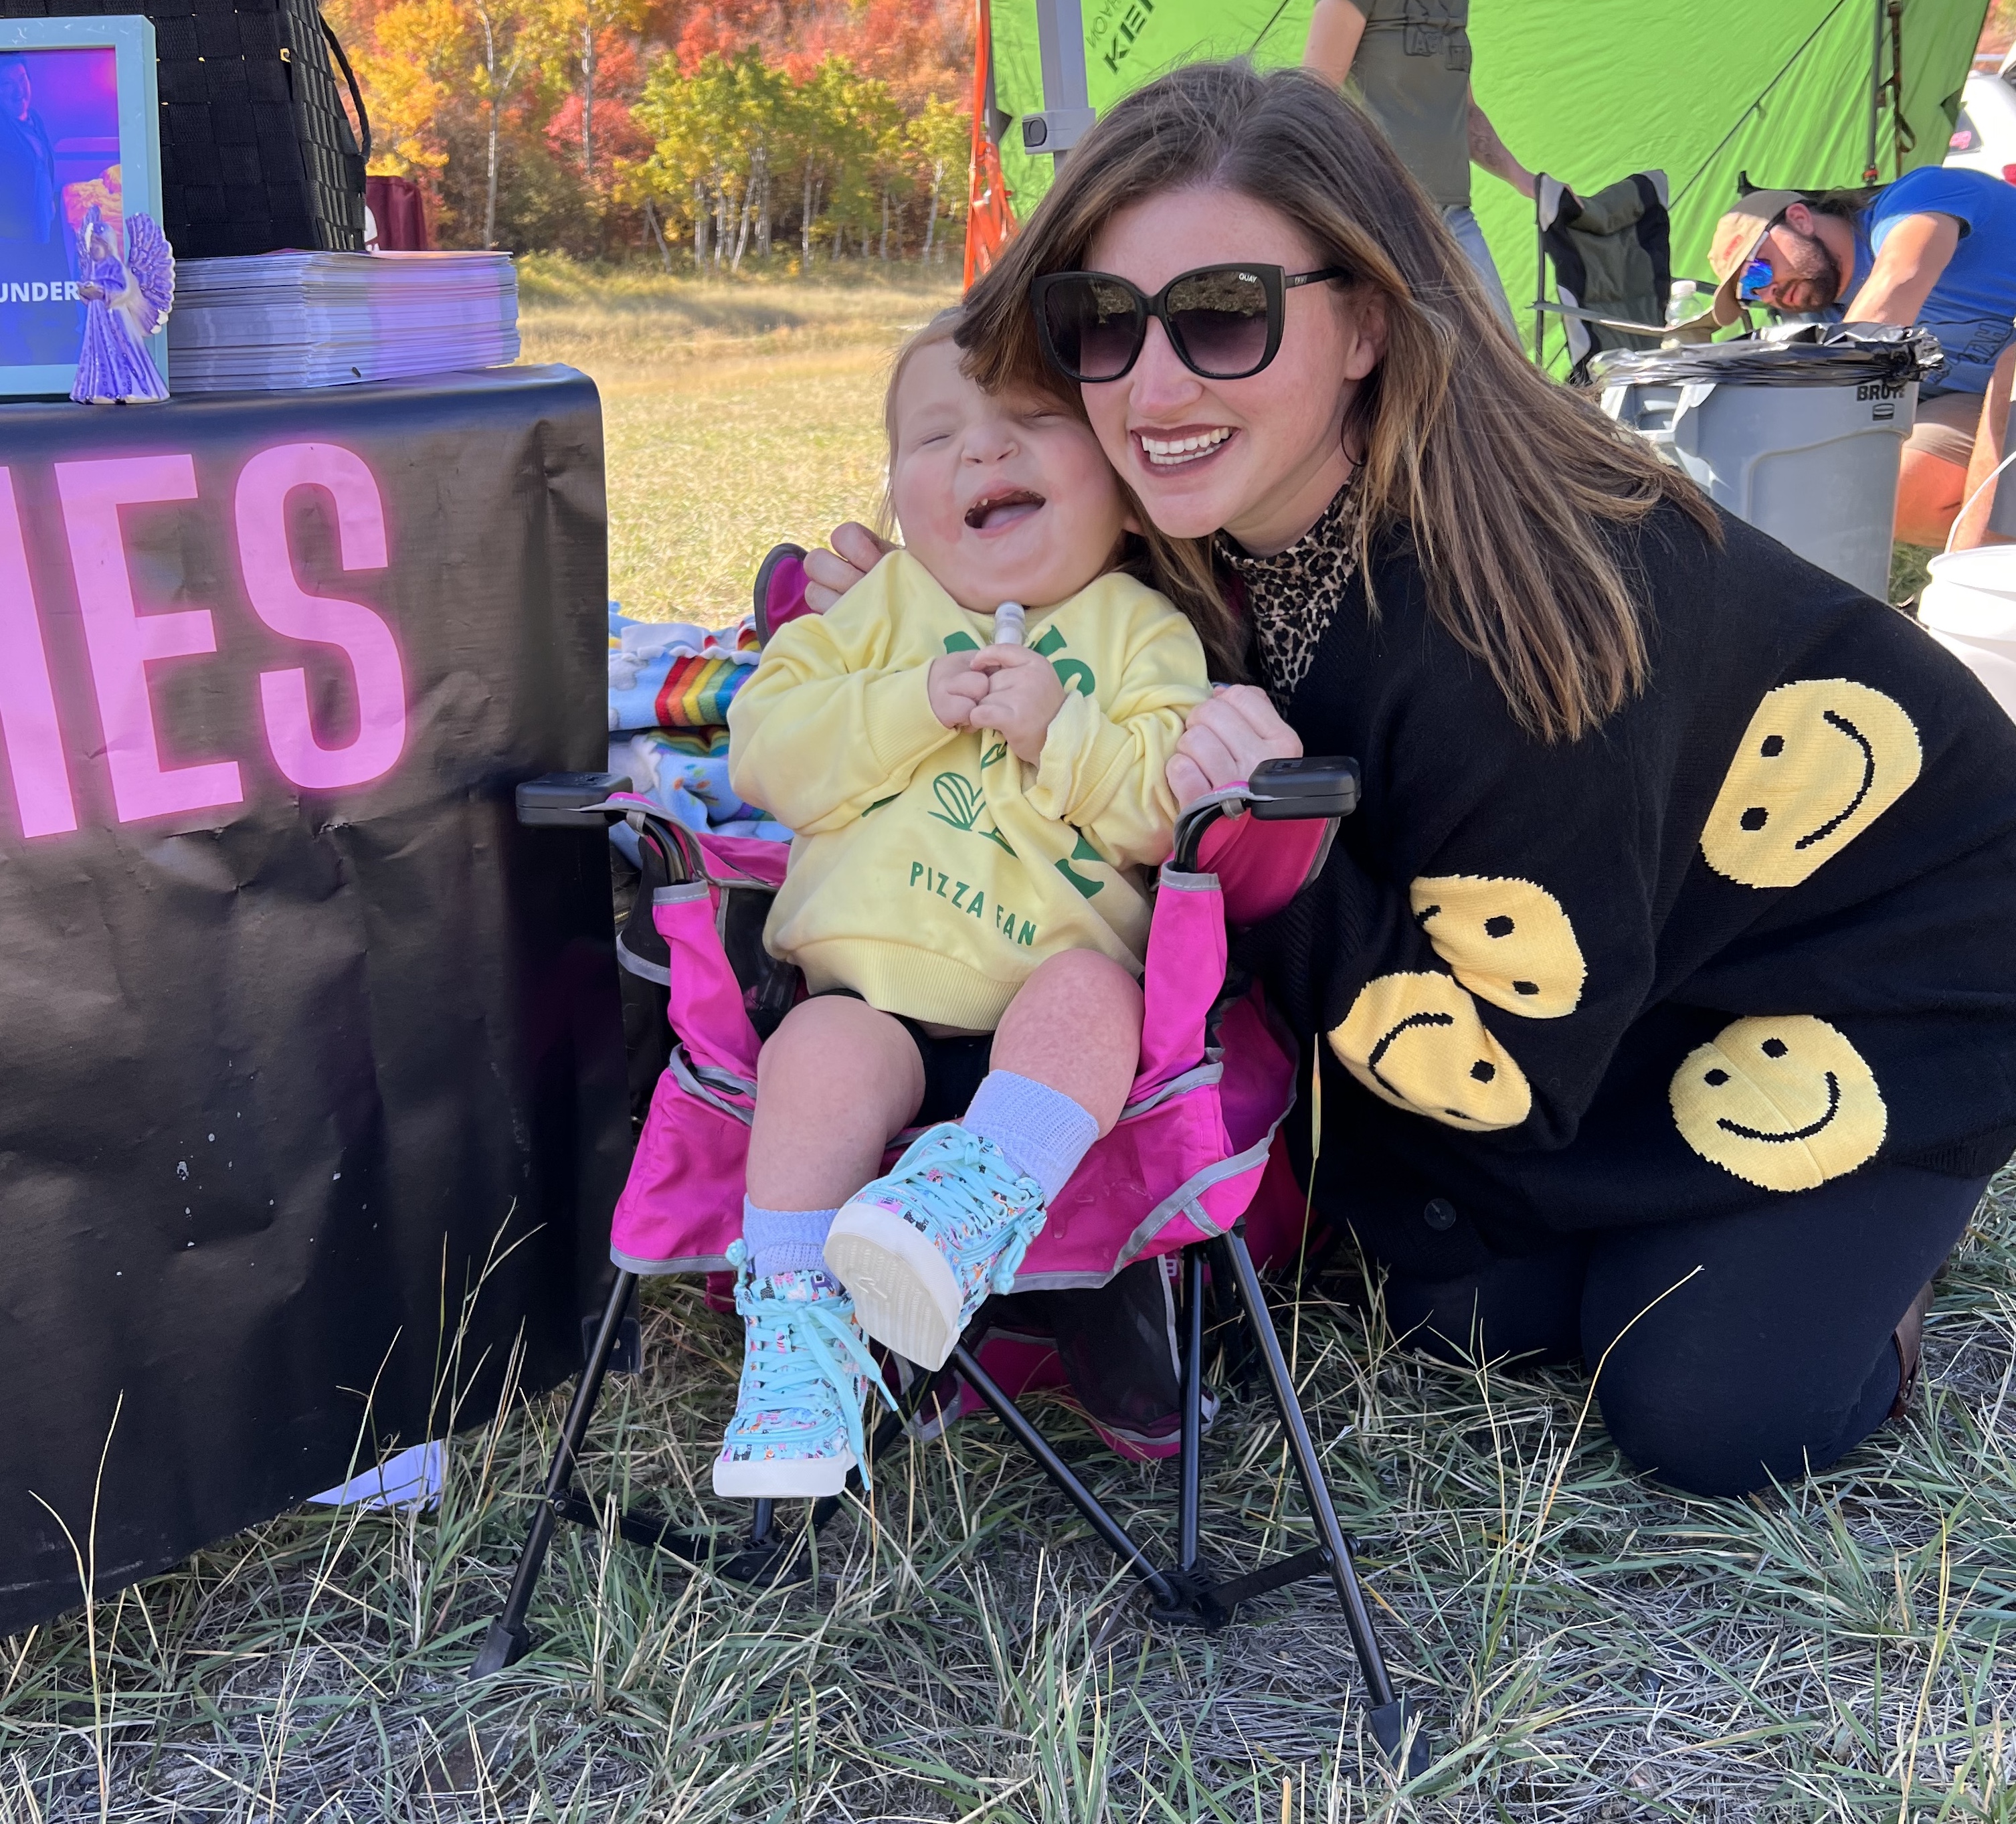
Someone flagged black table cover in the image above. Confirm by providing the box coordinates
[0,364,627,1634]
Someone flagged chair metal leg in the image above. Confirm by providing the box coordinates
[1216,1225,1429,1776]
[1178,1247,1205,1576]
[474,1269,638,1677]
[951,1342,1183,1611]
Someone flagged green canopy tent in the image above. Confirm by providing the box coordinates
[982,0,1989,359]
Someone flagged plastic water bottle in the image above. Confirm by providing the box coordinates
[993,601,1026,646]
[1665,280,1698,329]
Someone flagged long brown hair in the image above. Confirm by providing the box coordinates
[959,60,1717,741]
[881,305,1249,676]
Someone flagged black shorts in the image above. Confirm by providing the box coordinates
[811,990,993,1125]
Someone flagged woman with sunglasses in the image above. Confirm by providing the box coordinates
[807,60,2016,1499]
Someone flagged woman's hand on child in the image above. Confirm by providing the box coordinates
[928,652,993,729]
[966,646,1069,763]
[804,523,894,614]
[1167,685,1303,806]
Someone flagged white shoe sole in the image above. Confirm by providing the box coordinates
[713,1448,856,1499]
[824,1206,964,1370]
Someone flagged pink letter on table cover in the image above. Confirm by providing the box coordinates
[236,442,405,791]
[0,470,78,837]
[56,454,244,823]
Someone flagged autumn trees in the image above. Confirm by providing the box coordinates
[325,0,974,264]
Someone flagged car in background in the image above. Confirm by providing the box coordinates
[1948,53,2016,184]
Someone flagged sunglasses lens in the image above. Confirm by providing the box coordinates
[1164,268,1273,377]
[1737,258,1774,302]
[1043,276,1143,379]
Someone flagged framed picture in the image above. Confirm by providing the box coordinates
[0,15,164,399]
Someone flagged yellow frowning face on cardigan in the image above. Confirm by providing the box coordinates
[1669,1014,1887,1191]
[1701,680,1922,889]
[1331,972,1533,1130]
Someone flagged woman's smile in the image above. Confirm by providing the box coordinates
[1135,426,1236,469]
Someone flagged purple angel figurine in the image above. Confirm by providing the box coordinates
[70,206,173,405]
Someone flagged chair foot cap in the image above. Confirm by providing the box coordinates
[472,1617,535,1678]
[1367,1696,1431,1777]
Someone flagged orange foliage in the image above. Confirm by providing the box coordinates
[671,0,969,108]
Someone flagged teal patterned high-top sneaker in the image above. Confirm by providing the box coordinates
[822,1123,1048,1372]
[713,1241,893,1499]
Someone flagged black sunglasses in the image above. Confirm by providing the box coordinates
[1032,262,1351,383]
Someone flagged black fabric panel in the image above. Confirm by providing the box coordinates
[0,367,627,1635]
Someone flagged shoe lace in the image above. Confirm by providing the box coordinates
[899,1126,1048,1297]
[729,1241,897,1483]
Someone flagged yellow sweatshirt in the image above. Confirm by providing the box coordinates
[727,550,1212,1030]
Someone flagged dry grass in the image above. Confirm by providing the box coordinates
[5,272,2015,1819]
[515,258,960,626]
[3,1162,2015,1821]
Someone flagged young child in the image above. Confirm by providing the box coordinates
[715,309,1216,1497]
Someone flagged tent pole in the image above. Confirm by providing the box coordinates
[1028,0,1094,169]
[1863,0,1884,184]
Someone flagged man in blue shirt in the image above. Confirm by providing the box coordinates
[1706,169,2016,547]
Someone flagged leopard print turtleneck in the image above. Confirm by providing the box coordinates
[1216,475,1366,703]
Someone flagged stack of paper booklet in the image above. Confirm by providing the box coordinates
[167,250,520,392]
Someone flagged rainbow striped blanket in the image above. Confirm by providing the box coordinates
[608,607,761,733]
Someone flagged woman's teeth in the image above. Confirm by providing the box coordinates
[1141,428,1232,468]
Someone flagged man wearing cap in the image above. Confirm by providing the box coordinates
[1708,171,2016,547]
[1304,0,1534,334]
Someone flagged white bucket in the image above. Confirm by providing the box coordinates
[1919,544,2016,723]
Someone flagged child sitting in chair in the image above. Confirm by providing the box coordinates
[717,308,1219,1497]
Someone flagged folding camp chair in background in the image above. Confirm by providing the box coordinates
[1532,169,1708,381]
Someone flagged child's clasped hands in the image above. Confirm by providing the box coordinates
[925,644,1067,763]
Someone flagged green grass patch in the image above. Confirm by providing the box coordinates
[517,258,957,627]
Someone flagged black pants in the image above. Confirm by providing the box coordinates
[1372,1164,1986,1497]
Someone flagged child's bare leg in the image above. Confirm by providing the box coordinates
[987,949,1143,1135]
[747,994,923,1212]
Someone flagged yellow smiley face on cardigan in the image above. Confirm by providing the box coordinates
[1669,1014,1887,1192]
[1409,875,1586,1018]
[1331,972,1533,1130]
[1701,680,1922,889]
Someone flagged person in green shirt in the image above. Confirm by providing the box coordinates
[1303,0,1531,333]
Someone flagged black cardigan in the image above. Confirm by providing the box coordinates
[1239,498,2016,1275]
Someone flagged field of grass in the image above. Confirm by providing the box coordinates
[3,270,2015,1821]
[5,1163,2016,1821]
[515,258,961,626]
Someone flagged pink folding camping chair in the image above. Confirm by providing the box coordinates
[475,552,1426,1770]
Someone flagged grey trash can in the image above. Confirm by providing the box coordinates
[1598,327,1944,600]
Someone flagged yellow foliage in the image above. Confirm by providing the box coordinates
[360,0,466,175]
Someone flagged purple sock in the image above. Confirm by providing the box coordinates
[961,1071,1100,1201]
[743,1198,838,1278]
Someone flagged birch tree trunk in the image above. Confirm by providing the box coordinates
[922,158,943,264]
[879,187,890,260]
[579,25,596,186]
[731,146,760,270]
[485,98,502,250]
